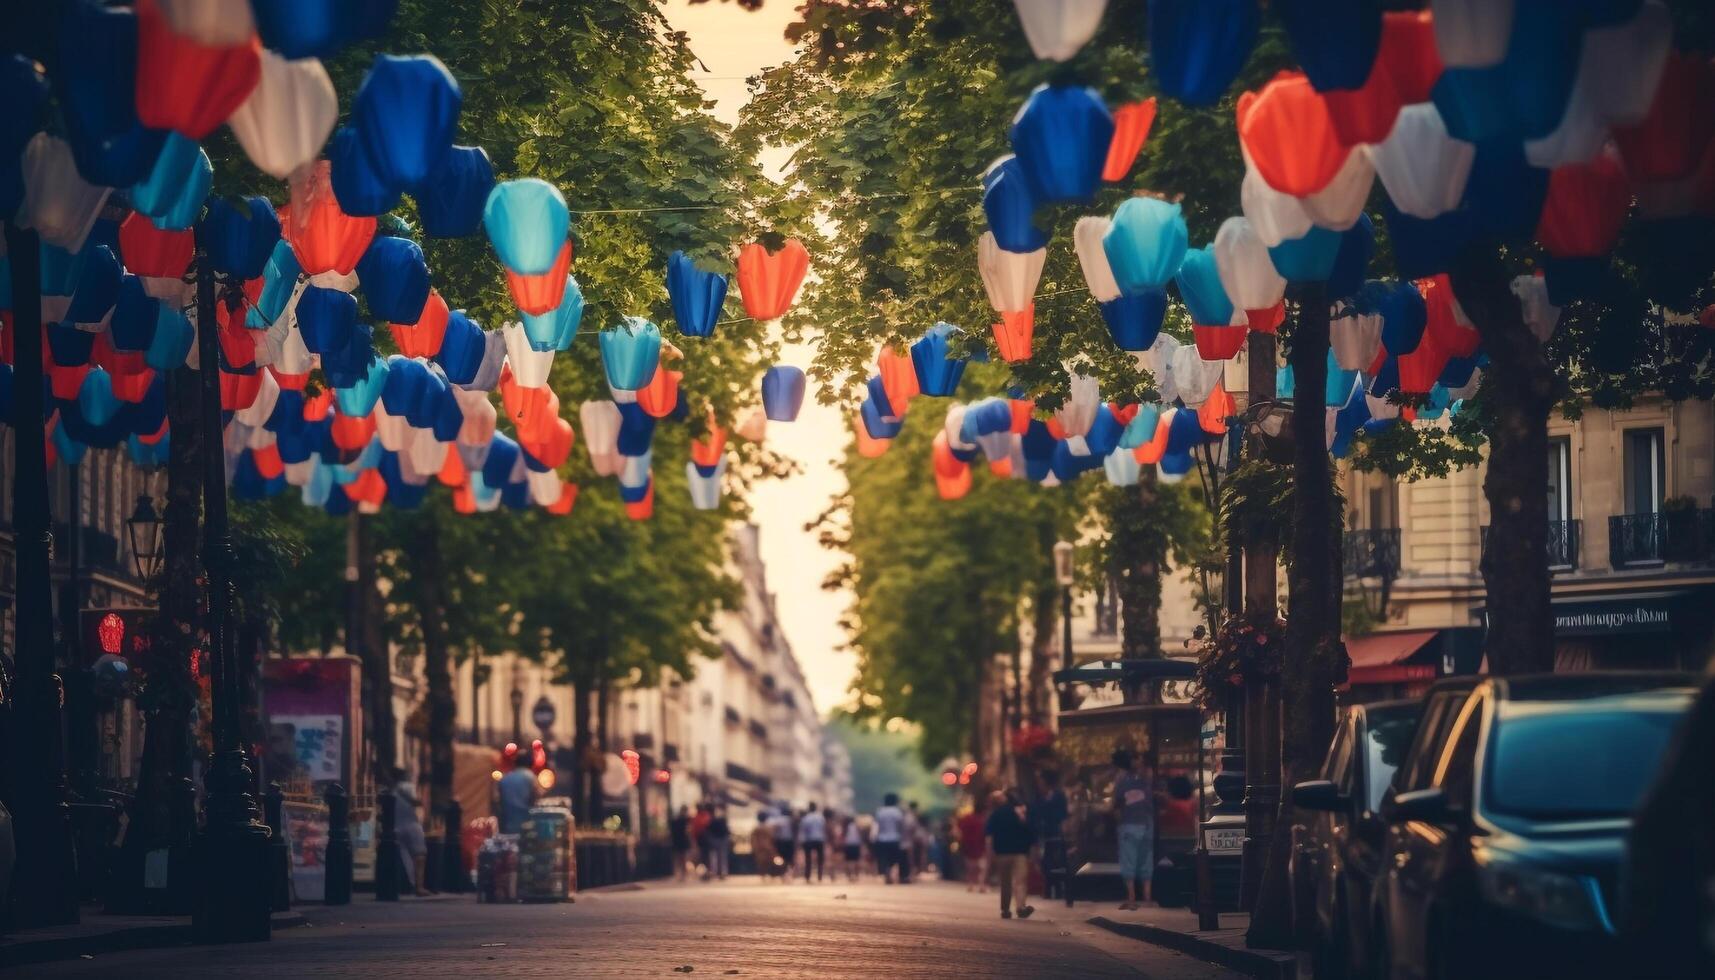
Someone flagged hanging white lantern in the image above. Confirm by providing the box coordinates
[1585,2,1673,127]
[977,231,1046,314]
[1056,368,1100,437]
[579,399,622,470]
[157,0,255,45]
[1510,276,1562,344]
[1103,447,1140,486]
[285,458,318,489]
[454,386,497,447]
[403,428,446,477]
[308,269,360,293]
[1134,332,1179,404]
[735,406,769,443]
[1011,0,1108,62]
[1365,393,1401,421]
[228,51,337,180]
[1431,0,1516,70]
[1240,162,1312,248]
[502,322,555,389]
[687,457,726,511]
[1301,148,1375,231]
[1214,216,1286,311]
[1073,216,1123,302]
[1325,406,1341,451]
[372,404,410,452]
[18,134,112,252]
[460,330,507,392]
[234,368,280,428]
[943,404,977,451]
[1330,304,1384,372]
[528,470,562,507]
[1370,104,1477,219]
[619,452,652,489]
[1155,464,1187,485]
[1170,345,1224,407]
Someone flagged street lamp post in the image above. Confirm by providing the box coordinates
[1053,540,1075,713]
[189,239,273,944]
[510,686,525,746]
[126,495,166,583]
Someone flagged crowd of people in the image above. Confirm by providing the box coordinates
[664,748,1158,922]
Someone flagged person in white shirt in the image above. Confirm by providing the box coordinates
[873,793,905,883]
[798,802,828,883]
[768,806,796,881]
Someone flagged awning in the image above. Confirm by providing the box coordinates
[1343,630,1439,687]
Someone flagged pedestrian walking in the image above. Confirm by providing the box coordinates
[899,801,920,883]
[1031,769,1070,901]
[752,809,779,882]
[706,805,731,880]
[768,805,797,881]
[799,802,827,883]
[873,793,905,883]
[692,802,713,876]
[393,781,430,896]
[496,752,537,835]
[841,814,864,882]
[985,790,1036,920]
[1110,749,1155,910]
[957,798,989,893]
[670,805,694,881]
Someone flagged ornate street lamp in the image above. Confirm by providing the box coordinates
[1053,540,1076,712]
[126,495,165,583]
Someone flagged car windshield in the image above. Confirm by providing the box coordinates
[1486,698,1689,821]
[1364,713,1419,812]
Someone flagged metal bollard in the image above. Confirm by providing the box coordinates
[323,784,353,906]
[375,789,400,901]
[264,782,292,912]
[441,801,466,893]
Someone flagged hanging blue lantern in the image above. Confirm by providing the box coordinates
[429,386,463,443]
[865,376,897,421]
[1380,199,1473,282]
[483,178,570,276]
[1159,449,1197,478]
[77,368,119,427]
[1275,0,1382,93]
[617,478,652,506]
[251,0,397,60]
[1327,213,1375,300]
[47,323,96,367]
[521,277,584,352]
[127,431,170,468]
[203,197,280,280]
[1175,244,1235,327]
[1379,281,1428,356]
[434,309,486,385]
[232,451,285,501]
[1330,391,1370,458]
[356,235,430,324]
[329,126,401,218]
[55,1,166,188]
[962,398,1014,440]
[1165,406,1207,455]
[480,432,522,487]
[323,325,380,392]
[323,489,355,517]
[667,251,728,338]
[1084,405,1124,458]
[1104,198,1188,294]
[1276,365,1296,401]
[1148,0,1261,106]
[380,355,433,421]
[1021,420,1057,482]
[255,241,302,325]
[122,374,167,437]
[265,389,307,436]
[762,366,807,422]
[131,134,211,231]
[66,245,121,324]
[1,55,48,167]
[296,286,360,356]
[41,243,82,309]
[1431,0,1582,145]
[1268,224,1344,284]
[1459,142,1549,242]
[1010,85,1114,206]
[1100,290,1167,351]
[1418,385,1453,421]
[981,156,1048,253]
[110,276,158,351]
[1326,352,1359,408]
[1119,404,1161,450]
[617,402,657,457]
[1439,354,1481,391]
[416,145,492,238]
[619,452,653,489]
[1368,357,1401,398]
[352,54,462,193]
[600,317,663,392]
[910,322,968,397]
[1049,442,1087,484]
[145,306,193,372]
[379,453,427,510]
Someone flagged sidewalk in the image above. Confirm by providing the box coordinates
[1083,905,1297,980]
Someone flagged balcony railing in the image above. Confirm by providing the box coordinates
[1480,520,1581,571]
[1609,509,1715,568]
[1343,528,1401,580]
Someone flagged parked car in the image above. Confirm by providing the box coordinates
[1375,673,1696,980]
[1290,699,1422,978]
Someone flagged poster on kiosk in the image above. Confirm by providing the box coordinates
[262,656,365,901]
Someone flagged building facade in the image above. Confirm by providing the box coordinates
[1341,394,1715,698]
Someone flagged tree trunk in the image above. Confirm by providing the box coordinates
[573,671,596,824]
[1450,245,1556,675]
[1244,331,1280,616]
[351,514,397,788]
[416,516,455,814]
[1250,289,1345,949]
[1112,471,1166,662]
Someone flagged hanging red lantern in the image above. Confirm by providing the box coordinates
[504,241,572,316]
[691,413,727,469]
[219,369,262,410]
[635,364,682,419]
[118,213,194,280]
[282,161,377,276]
[1614,52,1715,184]
[303,389,334,421]
[1417,275,1481,359]
[1134,410,1172,465]
[1103,98,1157,182]
[269,365,309,391]
[735,239,810,321]
[877,344,918,416]
[854,413,891,458]
[1247,302,1285,334]
[1323,11,1441,146]
[252,443,285,480]
[1193,323,1248,360]
[438,446,468,487]
[134,0,262,140]
[1238,71,1356,197]
[521,416,575,470]
[547,482,578,515]
[991,306,1035,363]
[344,469,387,507]
[330,411,375,450]
[1009,396,1034,435]
[1396,332,1448,395]
[1537,150,1631,259]
[1198,385,1235,434]
[501,372,560,443]
[392,289,450,360]
[625,483,654,521]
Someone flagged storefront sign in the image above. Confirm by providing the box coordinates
[1552,598,1674,637]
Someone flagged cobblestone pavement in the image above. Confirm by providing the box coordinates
[25,877,1245,979]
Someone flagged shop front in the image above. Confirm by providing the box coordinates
[1543,589,1715,672]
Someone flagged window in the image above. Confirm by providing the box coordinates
[1623,429,1665,515]
[1434,698,1484,810]
[1366,477,1397,530]
[1546,438,1571,523]
[1395,691,1467,793]
[1321,721,1352,786]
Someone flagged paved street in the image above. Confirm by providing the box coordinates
[24,879,1244,979]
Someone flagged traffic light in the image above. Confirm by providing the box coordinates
[79,608,152,667]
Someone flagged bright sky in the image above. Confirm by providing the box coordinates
[661,1,857,718]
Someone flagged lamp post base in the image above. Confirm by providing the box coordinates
[192,749,273,944]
